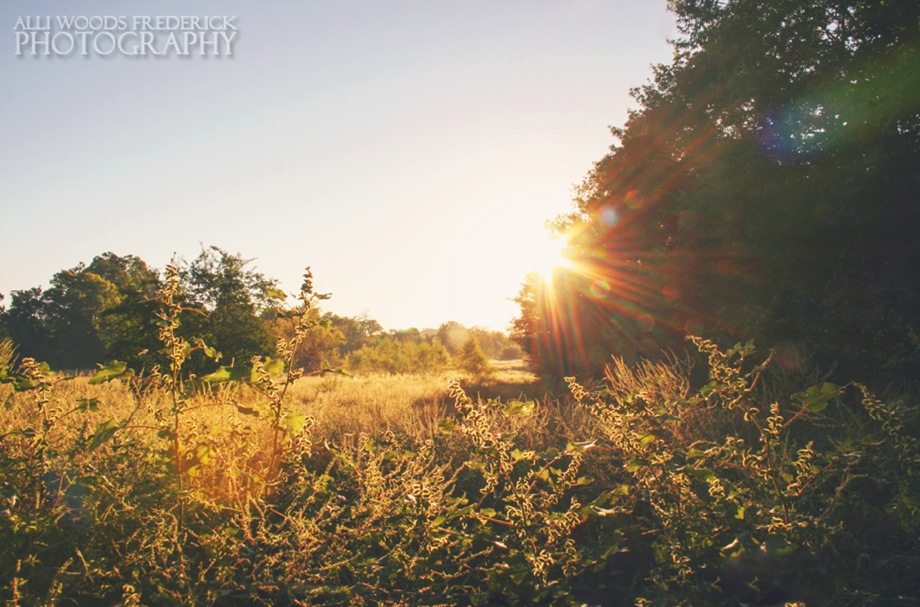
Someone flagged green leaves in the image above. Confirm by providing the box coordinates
[266,287,288,301]
[502,400,534,416]
[234,402,267,417]
[89,360,131,385]
[260,358,286,379]
[792,382,841,414]
[565,440,596,454]
[182,444,213,477]
[511,448,535,462]
[282,412,309,435]
[437,417,458,434]
[201,365,249,384]
[75,398,100,412]
[87,419,119,451]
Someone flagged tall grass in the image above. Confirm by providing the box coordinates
[1,308,918,605]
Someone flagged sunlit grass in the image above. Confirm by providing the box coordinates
[2,347,914,606]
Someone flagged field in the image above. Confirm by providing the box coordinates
[288,359,544,439]
[2,339,918,607]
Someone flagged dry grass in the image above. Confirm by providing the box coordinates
[0,360,564,472]
[239,359,546,439]
[289,371,454,438]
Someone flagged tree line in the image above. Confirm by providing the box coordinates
[0,247,521,376]
[512,0,920,389]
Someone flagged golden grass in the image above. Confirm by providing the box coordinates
[0,360,548,440]
[289,371,455,438]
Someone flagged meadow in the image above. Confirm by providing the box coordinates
[2,329,918,606]
[4,1,919,604]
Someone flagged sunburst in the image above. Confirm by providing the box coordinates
[531,233,573,285]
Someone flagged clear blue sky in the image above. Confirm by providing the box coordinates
[0,0,677,331]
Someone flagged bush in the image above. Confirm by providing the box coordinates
[1,288,917,607]
[457,338,493,380]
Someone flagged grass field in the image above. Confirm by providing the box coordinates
[2,346,918,606]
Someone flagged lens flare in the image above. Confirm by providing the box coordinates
[532,234,573,285]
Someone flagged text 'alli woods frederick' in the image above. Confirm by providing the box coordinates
[14,15,238,57]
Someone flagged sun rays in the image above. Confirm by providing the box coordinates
[530,233,574,285]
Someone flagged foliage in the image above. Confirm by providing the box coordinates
[0,248,285,374]
[180,246,278,373]
[439,321,523,360]
[457,337,493,381]
[347,333,453,375]
[324,311,384,356]
[269,309,345,372]
[1,254,161,371]
[2,284,918,607]
[89,253,163,370]
[567,338,920,605]
[513,0,920,384]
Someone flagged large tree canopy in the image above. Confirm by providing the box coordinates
[0,248,281,372]
[1,255,158,369]
[515,0,920,384]
[180,246,279,371]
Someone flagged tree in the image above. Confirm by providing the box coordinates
[0,294,8,341]
[41,267,120,369]
[436,321,469,356]
[270,310,345,372]
[2,287,55,365]
[181,246,278,370]
[457,337,492,380]
[89,253,163,370]
[515,0,920,382]
[326,312,384,356]
[0,253,163,371]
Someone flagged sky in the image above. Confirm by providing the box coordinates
[0,0,678,331]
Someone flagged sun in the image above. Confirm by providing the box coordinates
[531,232,573,284]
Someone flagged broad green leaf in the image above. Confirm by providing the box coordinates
[511,448,535,462]
[687,467,717,483]
[283,412,308,435]
[625,458,648,473]
[437,418,457,434]
[264,358,286,377]
[194,443,212,466]
[792,382,841,413]
[502,400,535,416]
[638,433,657,448]
[87,419,119,450]
[76,398,99,412]
[4,427,37,439]
[202,366,249,383]
[234,403,262,417]
[266,288,288,300]
[89,361,129,385]
[565,440,597,454]
[12,376,41,391]
[700,381,718,397]
[183,444,213,477]
[687,447,711,459]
